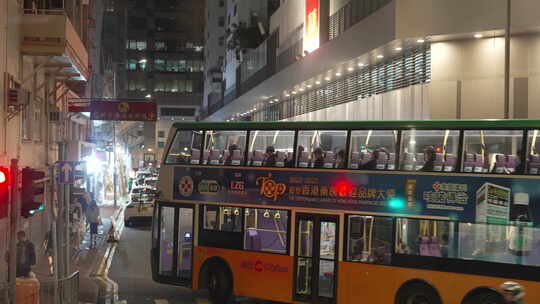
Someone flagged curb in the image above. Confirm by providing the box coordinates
[90,204,126,304]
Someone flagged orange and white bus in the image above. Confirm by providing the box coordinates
[152,120,540,304]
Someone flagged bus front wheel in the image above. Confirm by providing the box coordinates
[207,264,233,304]
[396,282,441,304]
[462,290,505,304]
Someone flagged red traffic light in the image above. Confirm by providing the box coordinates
[0,167,8,219]
[0,170,6,184]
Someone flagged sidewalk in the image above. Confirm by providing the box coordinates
[33,199,125,303]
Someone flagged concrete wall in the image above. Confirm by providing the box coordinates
[430,34,540,119]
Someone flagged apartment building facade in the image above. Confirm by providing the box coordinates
[0,0,97,277]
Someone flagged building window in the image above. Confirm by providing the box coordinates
[155,18,176,32]
[126,40,147,51]
[154,59,165,71]
[218,16,225,27]
[160,107,196,116]
[128,17,146,29]
[154,41,167,51]
[219,0,224,7]
[153,79,194,93]
[158,131,165,138]
[127,79,146,91]
[218,36,225,46]
[233,4,237,16]
[127,59,137,71]
[158,141,165,148]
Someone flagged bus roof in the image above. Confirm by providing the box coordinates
[173,119,540,130]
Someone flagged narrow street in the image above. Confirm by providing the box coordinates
[109,224,203,304]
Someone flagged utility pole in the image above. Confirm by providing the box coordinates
[8,159,18,304]
[56,142,70,278]
[504,0,511,119]
[113,122,117,207]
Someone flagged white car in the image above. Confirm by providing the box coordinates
[124,200,154,226]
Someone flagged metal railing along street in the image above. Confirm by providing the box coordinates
[0,272,79,304]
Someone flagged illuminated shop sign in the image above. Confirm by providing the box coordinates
[304,0,320,53]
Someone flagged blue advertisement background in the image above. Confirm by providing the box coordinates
[172,167,540,226]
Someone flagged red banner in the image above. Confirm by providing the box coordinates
[304,0,320,53]
[90,101,157,121]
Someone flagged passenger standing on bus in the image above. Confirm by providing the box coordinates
[421,146,436,171]
[500,282,525,304]
[336,149,346,169]
[313,147,325,168]
[263,146,277,167]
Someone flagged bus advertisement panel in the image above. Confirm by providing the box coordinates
[173,166,539,227]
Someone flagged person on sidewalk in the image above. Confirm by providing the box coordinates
[85,195,101,248]
[4,231,37,278]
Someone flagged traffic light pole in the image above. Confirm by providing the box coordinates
[8,159,18,304]
[56,142,70,278]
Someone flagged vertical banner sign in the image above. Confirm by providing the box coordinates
[304,0,320,53]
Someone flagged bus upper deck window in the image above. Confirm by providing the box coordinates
[248,130,295,167]
[463,130,523,174]
[204,130,247,166]
[400,130,460,173]
[165,130,203,164]
[297,130,347,169]
[349,130,398,170]
[526,130,540,175]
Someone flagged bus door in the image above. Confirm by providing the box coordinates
[153,202,194,285]
[294,213,339,303]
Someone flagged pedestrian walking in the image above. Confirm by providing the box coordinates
[4,231,36,278]
[85,194,101,248]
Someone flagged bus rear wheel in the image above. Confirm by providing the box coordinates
[396,282,441,304]
[207,264,233,304]
[462,291,505,304]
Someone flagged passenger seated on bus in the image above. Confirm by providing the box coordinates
[288,146,304,167]
[336,149,346,169]
[263,146,277,167]
[362,147,388,170]
[312,147,325,168]
[223,144,238,165]
[420,146,436,171]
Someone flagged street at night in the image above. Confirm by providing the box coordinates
[2,0,540,303]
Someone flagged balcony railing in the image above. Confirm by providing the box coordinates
[21,9,89,80]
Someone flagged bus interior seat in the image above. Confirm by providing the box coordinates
[221,150,230,164]
[428,236,442,257]
[251,150,264,166]
[402,153,415,171]
[415,153,425,171]
[349,152,360,169]
[433,153,444,171]
[473,154,484,173]
[443,154,456,172]
[463,153,475,172]
[203,150,210,165]
[506,154,518,173]
[419,236,430,256]
[323,151,335,168]
[375,151,388,170]
[494,154,507,173]
[529,154,540,174]
[231,149,242,165]
[276,151,286,167]
[209,149,220,165]
[190,149,200,164]
[387,153,396,170]
[298,151,310,168]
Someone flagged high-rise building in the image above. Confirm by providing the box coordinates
[102,0,205,166]
[204,0,540,122]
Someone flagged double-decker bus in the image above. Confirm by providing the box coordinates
[151,120,540,304]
